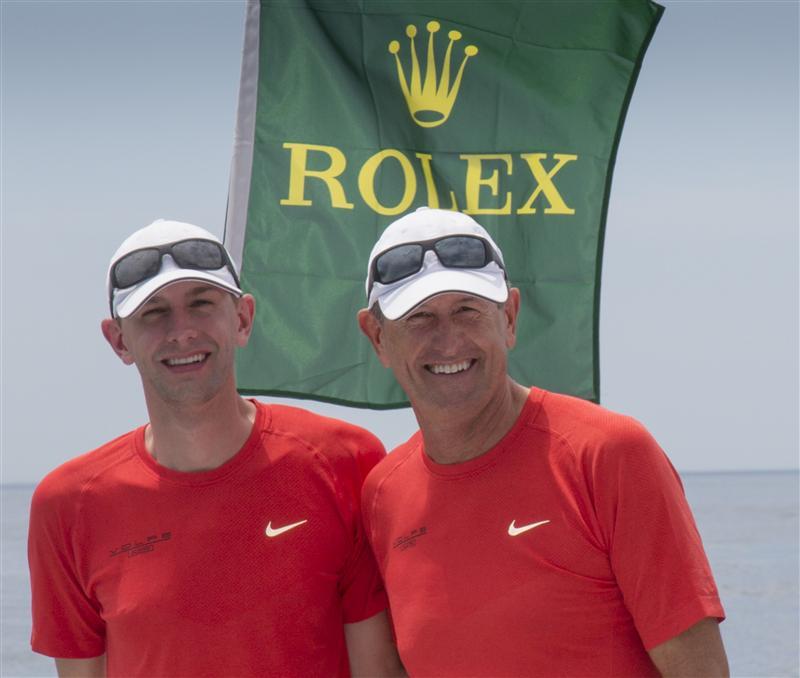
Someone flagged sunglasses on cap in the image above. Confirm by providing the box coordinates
[368,235,505,294]
[110,238,240,293]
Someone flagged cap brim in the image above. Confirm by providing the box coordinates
[377,268,508,320]
[115,269,243,318]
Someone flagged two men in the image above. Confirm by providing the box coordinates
[28,219,403,677]
[30,208,727,676]
[358,207,728,676]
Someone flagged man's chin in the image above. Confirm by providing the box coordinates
[411,380,483,411]
[149,378,225,407]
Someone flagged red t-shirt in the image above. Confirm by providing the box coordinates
[362,388,724,677]
[29,402,387,677]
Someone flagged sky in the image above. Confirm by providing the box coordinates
[1,0,798,484]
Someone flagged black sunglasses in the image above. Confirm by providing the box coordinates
[109,238,240,311]
[369,235,505,294]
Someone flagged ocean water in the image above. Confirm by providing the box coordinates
[2,471,798,677]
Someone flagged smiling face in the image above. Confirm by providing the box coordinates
[101,282,254,408]
[358,290,520,414]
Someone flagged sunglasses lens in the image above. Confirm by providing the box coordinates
[113,249,162,289]
[376,244,424,284]
[171,240,225,269]
[112,240,228,291]
[435,236,488,268]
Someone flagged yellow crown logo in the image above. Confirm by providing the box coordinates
[388,21,478,128]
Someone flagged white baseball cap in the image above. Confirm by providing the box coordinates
[366,208,508,320]
[107,219,242,318]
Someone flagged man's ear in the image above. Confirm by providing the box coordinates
[504,288,521,350]
[234,294,256,348]
[101,318,136,365]
[357,308,391,368]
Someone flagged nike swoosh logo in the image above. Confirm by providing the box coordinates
[508,519,550,536]
[265,519,308,538]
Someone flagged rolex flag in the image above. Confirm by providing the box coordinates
[225,0,663,408]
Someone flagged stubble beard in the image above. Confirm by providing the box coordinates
[142,357,233,408]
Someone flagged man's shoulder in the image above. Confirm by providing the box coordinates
[534,388,652,443]
[522,389,660,471]
[530,388,665,474]
[31,429,141,511]
[262,402,386,469]
[362,432,421,498]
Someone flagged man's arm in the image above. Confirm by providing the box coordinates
[54,655,106,677]
[648,617,728,677]
[344,611,406,677]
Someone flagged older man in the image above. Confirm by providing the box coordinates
[29,219,403,677]
[358,207,727,677]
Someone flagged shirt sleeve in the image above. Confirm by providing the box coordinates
[28,475,106,658]
[588,418,725,650]
[336,430,389,624]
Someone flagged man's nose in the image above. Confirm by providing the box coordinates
[429,317,463,356]
[165,308,199,343]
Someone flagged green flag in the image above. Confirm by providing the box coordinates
[225,0,663,408]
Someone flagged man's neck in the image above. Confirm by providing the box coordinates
[415,380,530,465]
[143,390,256,472]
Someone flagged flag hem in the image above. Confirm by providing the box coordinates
[237,387,411,411]
[223,0,261,267]
[591,0,665,405]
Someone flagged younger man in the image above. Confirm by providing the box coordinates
[29,219,402,677]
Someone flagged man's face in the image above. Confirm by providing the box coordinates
[359,290,519,412]
[102,281,254,406]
